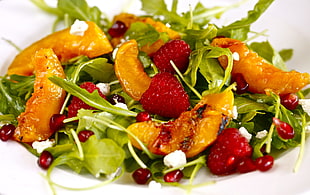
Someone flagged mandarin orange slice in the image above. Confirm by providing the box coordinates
[8,21,113,76]
[128,89,234,158]
[13,48,66,142]
[211,38,310,95]
[114,40,152,101]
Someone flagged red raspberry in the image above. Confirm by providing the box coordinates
[152,39,191,73]
[207,128,253,175]
[140,72,190,118]
[67,82,106,118]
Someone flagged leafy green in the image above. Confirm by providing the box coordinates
[0,75,34,119]
[49,76,136,117]
[125,22,168,47]
[82,136,125,176]
[218,0,274,40]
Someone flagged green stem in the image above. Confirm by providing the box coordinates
[70,129,84,160]
[266,94,281,153]
[127,141,147,169]
[294,113,307,172]
[170,60,202,99]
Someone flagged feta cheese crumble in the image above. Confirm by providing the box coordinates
[114,102,128,110]
[255,130,268,139]
[232,52,240,61]
[232,105,238,119]
[299,99,310,116]
[96,83,110,96]
[32,139,55,154]
[70,20,88,36]
[148,180,162,190]
[238,127,252,142]
[163,150,187,169]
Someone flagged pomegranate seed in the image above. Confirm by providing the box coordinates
[136,111,151,122]
[0,124,15,141]
[132,168,152,184]
[272,117,294,139]
[255,155,274,172]
[237,157,257,173]
[280,93,299,110]
[78,130,94,142]
[108,21,128,38]
[50,114,66,131]
[38,150,54,170]
[109,94,125,105]
[231,73,249,94]
[163,169,184,183]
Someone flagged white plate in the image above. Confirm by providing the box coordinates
[0,0,310,195]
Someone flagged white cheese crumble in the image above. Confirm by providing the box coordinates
[70,20,88,36]
[299,99,310,116]
[163,150,187,169]
[255,130,268,139]
[238,127,252,142]
[148,180,162,190]
[114,102,128,110]
[232,52,240,61]
[32,139,55,154]
[96,83,110,96]
[232,105,238,119]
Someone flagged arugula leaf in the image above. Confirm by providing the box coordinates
[218,0,274,40]
[49,76,136,117]
[57,0,100,22]
[125,22,167,47]
[0,75,34,118]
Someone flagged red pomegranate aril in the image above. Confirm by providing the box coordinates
[0,124,15,141]
[108,21,128,38]
[280,93,299,110]
[38,150,54,170]
[136,111,151,122]
[163,169,184,183]
[237,157,257,173]
[231,73,249,94]
[272,117,294,139]
[109,94,125,105]
[255,155,274,172]
[50,114,66,131]
[132,168,152,184]
[78,130,94,142]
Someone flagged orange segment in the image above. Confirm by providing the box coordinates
[8,21,113,76]
[13,48,66,142]
[127,89,234,157]
[211,38,310,94]
[114,40,152,101]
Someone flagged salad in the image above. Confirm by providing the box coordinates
[1,0,310,194]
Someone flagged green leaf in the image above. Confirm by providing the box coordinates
[57,0,102,27]
[218,0,274,40]
[81,58,116,82]
[125,22,164,47]
[49,76,136,117]
[82,136,125,176]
